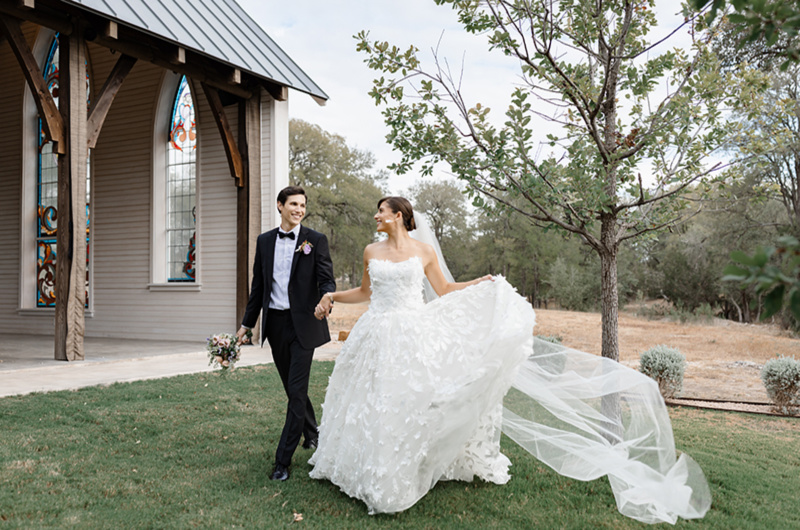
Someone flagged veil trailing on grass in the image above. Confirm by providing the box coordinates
[411,211,711,525]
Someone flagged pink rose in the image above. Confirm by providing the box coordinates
[303,244,312,255]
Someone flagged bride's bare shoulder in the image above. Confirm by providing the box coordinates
[363,242,384,260]
[412,240,435,263]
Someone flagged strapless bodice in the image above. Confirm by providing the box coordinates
[367,257,425,313]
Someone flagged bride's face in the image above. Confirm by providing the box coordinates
[374,204,401,233]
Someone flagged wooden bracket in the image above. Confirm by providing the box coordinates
[264,81,288,102]
[171,46,185,65]
[87,53,137,148]
[0,14,65,153]
[104,20,117,39]
[199,80,244,187]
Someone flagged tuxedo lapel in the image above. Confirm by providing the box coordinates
[289,225,309,280]
[264,230,278,284]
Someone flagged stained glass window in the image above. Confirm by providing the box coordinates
[166,76,197,282]
[36,35,92,307]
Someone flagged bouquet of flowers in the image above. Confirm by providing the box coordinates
[207,333,241,371]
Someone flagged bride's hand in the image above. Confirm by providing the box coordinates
[478,274,494,283]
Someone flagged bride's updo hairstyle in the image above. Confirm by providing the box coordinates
[378,196,416,232]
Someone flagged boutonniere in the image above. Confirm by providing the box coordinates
[296,240,313,255]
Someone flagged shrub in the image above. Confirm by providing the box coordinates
[545,257,597,311]
[761,356,800,414]
[639,345,686,399]
[535,334,562,344]
[533,336,567,375]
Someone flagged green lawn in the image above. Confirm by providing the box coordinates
[1,362,798,529]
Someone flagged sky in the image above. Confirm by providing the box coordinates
[238,0,693,194]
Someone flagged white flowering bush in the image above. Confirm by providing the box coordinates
[639,345,686,399]
[761,356,800,414]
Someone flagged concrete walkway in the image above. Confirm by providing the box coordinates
[0,335,342,398]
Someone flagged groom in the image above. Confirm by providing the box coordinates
[237,185,335,481]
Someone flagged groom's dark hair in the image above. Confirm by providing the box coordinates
[277,185,306,208]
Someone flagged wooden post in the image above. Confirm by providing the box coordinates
[236,92,261,330]
[55,31,88,361]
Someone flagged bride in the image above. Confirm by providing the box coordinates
[309,196,711,524]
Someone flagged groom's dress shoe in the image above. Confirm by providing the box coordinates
[270,464,289,481]
[302,437,318,450]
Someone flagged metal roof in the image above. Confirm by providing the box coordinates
[61,0,328,101]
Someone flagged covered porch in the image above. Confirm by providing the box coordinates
[0,0,327,364]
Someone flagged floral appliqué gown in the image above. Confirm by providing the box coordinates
[308,257,535,514]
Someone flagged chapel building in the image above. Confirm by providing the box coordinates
[0,0,327,361]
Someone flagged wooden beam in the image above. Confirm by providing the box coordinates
[0,14,65,153]
[0,2,73,35]
[55,30,88,362]
[104,20,117,39]
[236,93,262,330]
[87,53,137,148]
[199,81,244,186]
[91,32,252,98]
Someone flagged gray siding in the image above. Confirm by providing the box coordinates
[0,28,279,342]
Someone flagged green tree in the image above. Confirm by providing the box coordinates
[289,119,386,287]
[641,175,784,321]
[406,179,475,280]
[709,20,800,321]
[406,180,470,242]
[728,66,800,235]
[693,0,800,68]
[356,0,748,361]
[467,207,587,307]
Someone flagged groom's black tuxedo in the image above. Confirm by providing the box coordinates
[242,225,335,347]
[241,224,335,469]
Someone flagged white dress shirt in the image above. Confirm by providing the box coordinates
[269,224,301,310]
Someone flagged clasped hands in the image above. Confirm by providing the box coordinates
[315,293,333,320]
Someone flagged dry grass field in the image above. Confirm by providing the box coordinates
[326,302,800,402]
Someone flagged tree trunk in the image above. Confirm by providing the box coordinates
[742,292,751,323]
[599,215,622,443]
[599,215,619,361]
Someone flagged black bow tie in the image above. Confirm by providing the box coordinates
[278,231,295,240]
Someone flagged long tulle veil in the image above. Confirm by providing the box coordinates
[411,211,711,524]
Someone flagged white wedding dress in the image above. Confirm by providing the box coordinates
[309,256,712,524]
[308,257,534,514]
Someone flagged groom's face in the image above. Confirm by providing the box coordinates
[278,194,306,230]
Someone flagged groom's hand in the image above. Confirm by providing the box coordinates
[315,293,333,320]
[236,326,248,345]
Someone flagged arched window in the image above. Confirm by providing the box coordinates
[36,35,91,307]
[166,76,196,282]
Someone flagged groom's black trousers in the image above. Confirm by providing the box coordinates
[265,308,318,467]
